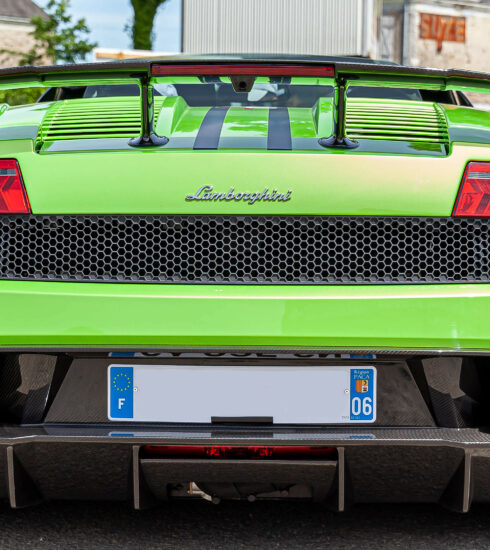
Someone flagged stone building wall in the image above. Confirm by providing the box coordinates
[406,2,490,73]
[407,2,490,108]
[382,0,490,108]
[0,20,38,68]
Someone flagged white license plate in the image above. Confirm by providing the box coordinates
[108,364,376,424]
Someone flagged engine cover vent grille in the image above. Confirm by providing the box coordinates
[0,215,488,285]
[38,97,165,142]
[345,99,449,143]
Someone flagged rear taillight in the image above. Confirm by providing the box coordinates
[453,161,490,218]
[0,159,30,214]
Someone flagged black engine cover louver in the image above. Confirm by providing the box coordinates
[0,215,488,285]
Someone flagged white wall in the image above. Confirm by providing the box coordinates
[405,1,490,72]
[0,20,36,68]
[405,1,490,108]
[182,0,380,58]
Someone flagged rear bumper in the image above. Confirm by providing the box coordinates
[1,350,489,509]
[2,282,489,509]
[0,280,489,351]
[2,426,490,511]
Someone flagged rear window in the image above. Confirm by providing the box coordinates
[83,81,423,105]
[84,81,335,108]
[347,86,422,101]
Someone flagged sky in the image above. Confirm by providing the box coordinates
[34,0,182,56]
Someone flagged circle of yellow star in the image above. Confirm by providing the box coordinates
[112,373,132,392]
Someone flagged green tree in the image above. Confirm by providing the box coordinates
[20,0,97,65]
[0,0,96,105]
[129,0,168,50]
[0,88,41,106]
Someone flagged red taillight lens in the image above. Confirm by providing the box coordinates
[151,64,335,77]
[453,161,490,218]
[142,445,337,460]
[0,159,30,214]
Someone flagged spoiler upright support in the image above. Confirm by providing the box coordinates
[318,75,359,149]
[129,74,169,148]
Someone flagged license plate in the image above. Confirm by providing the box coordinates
[108,364,376,424]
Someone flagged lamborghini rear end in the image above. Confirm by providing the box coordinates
[0,57,489,510]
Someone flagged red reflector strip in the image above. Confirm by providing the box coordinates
[151,64,335,77]
[142,445,337,460]
[0,159,30,214]
[453,161,490,218]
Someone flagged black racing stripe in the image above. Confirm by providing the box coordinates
[193,107,230,150]
[217,136,268,149]
[267,108,292,150]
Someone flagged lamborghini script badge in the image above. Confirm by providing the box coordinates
[186,185,292,204]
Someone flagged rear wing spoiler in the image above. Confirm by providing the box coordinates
[0,58,488,148]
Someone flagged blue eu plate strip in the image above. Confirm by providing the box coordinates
[109,366,134,419]
[350,368,375,422]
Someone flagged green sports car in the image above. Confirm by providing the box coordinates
[0,55,489,510]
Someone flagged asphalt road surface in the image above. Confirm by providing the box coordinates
[1,501,490,549]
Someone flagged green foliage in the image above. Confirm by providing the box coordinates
[20,0,97,65]
[0,0,96,106]
[0,88,43,106]
[0,0,97,67]
[129,0,168,50]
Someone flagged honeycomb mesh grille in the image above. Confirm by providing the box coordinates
[0,215,488,285]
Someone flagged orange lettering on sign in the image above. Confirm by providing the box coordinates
[455,18,466,42]
[437,17,447,50]
[419,13,466,50]
[420,13,432,39]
